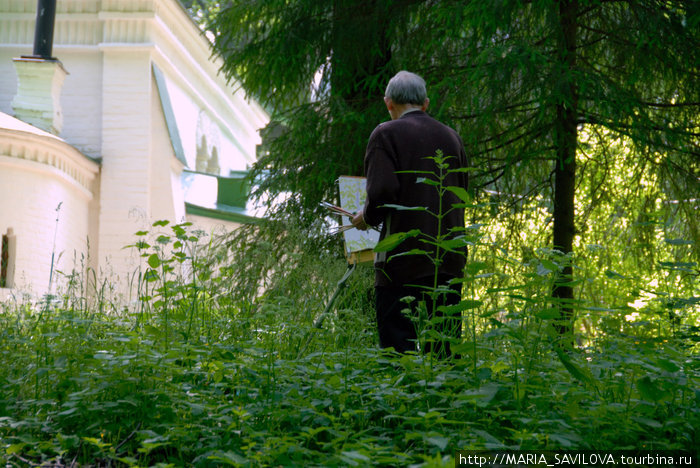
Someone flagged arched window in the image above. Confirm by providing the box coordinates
[195,135,209,172]
[207,146,220,174]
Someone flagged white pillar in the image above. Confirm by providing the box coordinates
[96,49,153,288]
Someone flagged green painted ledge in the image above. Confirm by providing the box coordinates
[185,202,263,225]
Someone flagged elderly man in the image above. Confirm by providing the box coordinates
[352,70,469,358]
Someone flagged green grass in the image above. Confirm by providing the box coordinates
[1,291,698,466]
[0,221,698,466]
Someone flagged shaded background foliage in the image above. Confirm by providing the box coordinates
[185,0,698,334]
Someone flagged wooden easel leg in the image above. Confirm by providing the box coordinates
[313,262,357,329]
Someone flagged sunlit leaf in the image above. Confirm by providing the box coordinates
[416,177,440,186]
[374,229,421,252]
[445,185,471,202]
[379,204,429,212]
[147,254,161,269]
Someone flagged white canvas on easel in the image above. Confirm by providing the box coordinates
[338,176,379,263]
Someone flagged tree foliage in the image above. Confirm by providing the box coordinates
[209,0,410,223]
[205,0,699,335]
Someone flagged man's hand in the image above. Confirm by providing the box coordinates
[351,210,369,231]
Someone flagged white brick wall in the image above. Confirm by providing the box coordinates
[150,73,184,223]
[0,157,92,294]
[58,52,104,159]
[0,0,269,299]
[96,49,154,286]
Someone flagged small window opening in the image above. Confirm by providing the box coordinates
[1,228,15,288]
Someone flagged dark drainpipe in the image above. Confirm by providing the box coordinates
[28,0,57,59]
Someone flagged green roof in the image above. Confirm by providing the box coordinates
[185,202,262,225]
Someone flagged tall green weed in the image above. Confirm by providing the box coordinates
[0,202,698,465]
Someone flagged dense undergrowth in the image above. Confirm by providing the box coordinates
[0,218,698,467]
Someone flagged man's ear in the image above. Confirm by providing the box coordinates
[384,97,395,112]
[384,97,401,120]
[421,98,430,111]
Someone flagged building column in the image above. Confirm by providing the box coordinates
[97,48,153,290]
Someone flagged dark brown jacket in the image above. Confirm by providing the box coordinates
[363,110,469,287]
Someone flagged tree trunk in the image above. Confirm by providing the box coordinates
[330,0,393,109]
[552,0,578,345]
[330,0,393,177]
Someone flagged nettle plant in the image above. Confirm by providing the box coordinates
[370,151,582,369]
[126,220,209,344]
[372,150,481,361]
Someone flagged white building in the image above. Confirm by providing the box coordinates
[0,0,269,298]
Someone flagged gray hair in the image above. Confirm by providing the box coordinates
[385,71,427,105]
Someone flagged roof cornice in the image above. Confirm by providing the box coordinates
[0,0,269,142]
[0,122,99,199]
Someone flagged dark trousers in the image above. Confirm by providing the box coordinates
[375,275,462,358]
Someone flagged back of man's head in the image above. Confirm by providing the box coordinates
[385,71,427,105]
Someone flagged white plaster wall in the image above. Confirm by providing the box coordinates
[0,48,20,115]
[96,48,154,286]
[150,72,184,223]
[185,214,241,237]
[0,157,92,294]
[1,0,269,298]
[0,48,103,160]
[56,51,104,159]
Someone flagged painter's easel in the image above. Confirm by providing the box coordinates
[313,176,378,329]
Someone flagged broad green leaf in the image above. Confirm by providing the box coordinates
[536,263,552,276]
[636,375,671,402]
[440,299,483,313]
[82,437,111,449]
[476,382,502,406]
[135,241,150,249]
[380,204,429,212]
[207,451,248,465]
[57,407,78,416]
[389,249,429,259]
[556,349,593,385]
[416,177,440,186]
[147,254,161,269]
[424,435,449,451]
[632,416,663,428]
[145,325,162,337]
[664,238,693,245]
[658,261,697,272]
[446,185,471,202]
[440,237,468,250]
[374,229,421,252]
[465,262,488,274]
[535,308,560,319]
[605,269,626,279]
[541,259,559,271]
[655,358,680,373]
[548,433,582,447]
[6,443,25,455]
[341,451,371,462]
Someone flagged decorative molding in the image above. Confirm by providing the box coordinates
[0,127,99,198]
[0,0,269,147]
